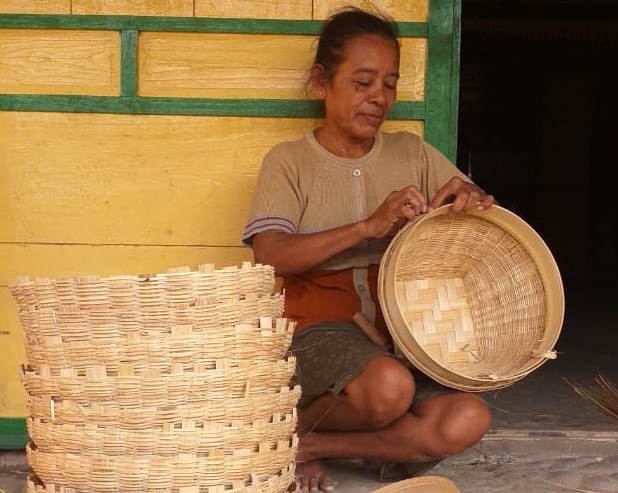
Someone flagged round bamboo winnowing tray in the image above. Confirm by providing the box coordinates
[371,476,460,493]
[12,263,299,493]
[378,205,564,391]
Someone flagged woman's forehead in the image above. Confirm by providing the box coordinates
[339,35,400,71]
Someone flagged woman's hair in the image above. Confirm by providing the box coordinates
[312,7,400,82]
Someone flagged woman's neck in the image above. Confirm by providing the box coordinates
[314,124,375,159]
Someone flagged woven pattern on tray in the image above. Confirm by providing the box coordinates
[394,215,547,380]
[12,263,299,493]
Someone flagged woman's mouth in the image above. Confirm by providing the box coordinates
[359,113,384,126]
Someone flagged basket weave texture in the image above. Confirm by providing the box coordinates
[371,475,461,493]
[11,262,299,493]
[378,206,564,391]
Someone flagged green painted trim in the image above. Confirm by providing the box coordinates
[449,0,462,162]
[0,418,27,450]
[424,0,458,162]
[120,30,138,97]
[0,95,425,120]
[0,14,427,37]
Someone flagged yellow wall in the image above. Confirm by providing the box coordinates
[0,0,428,417]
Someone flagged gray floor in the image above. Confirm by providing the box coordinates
[1,288,617,493]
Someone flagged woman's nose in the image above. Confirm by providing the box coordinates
[370,83,386,105]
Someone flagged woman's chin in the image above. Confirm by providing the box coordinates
[351,124,381,141]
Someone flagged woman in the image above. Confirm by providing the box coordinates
[242,8,494,492]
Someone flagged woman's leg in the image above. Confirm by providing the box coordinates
[296,356,492,491]
[299,391,492,463]
[298,356,415,432]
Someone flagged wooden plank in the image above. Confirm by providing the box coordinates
[0,112,422,246]
[448,0,462,162]
[120,30,138,97]
[313,0,428,21]
[0,112,311,246]
[0,14,427,36]
[195,0,312,20]
[424,0,457,162]
[0,245,252,287]
[0,288,27,418]
[0,0,69,14]
[0,29,120,96]
[382,120,423,136]
[139,33,425,101]
[0,95,425,119]
[72,0,193,17]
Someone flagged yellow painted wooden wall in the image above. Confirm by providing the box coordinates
[0,0,428,417]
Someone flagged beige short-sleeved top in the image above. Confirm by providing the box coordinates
[242,130,469,334]
[243,130,468,269]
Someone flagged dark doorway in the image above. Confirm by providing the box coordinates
[458,0,618,294]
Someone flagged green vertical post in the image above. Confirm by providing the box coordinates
[120,30,138,97]
[0,418,27,449]
[425,0,461,163]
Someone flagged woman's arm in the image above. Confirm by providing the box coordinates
[252,186,427,276]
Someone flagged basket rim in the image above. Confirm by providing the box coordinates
[378,204,565,391]
[371,475,461,493]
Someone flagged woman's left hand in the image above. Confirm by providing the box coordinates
[430,176,495,213]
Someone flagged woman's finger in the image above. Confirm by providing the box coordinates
[477,194,495,210]
[404,188,427,213]
[450,192,468,213]
[429,183,453,210]
[464,190,481,211]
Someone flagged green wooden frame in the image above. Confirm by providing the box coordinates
[0,0,461,449]
[0,418,28,450]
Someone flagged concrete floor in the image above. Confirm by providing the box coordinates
[2,288,617,492]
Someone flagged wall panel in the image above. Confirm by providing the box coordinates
[313,0,428,21]
[0,0,70,14]
[72,0,193,16]
[139,33,425,100]
[0,30,120,96]
[0,289,26,418]
[0,244,251,287]
[195,0,312,19]
[0,112,423,246]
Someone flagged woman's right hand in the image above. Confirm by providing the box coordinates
[361,186,427,240]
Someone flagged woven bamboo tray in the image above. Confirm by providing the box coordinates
[378,205,564,391]
[27,437,297,490]
[28,410,297,455]
[22,357,296,404]
[23,316,292,373]
[371,476,460,492]
[11,263,275,311]
[26,463,296,493]
[19,292,284,339]
[13,263,298,493]
[26,385,301,427]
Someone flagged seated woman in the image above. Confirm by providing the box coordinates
[242,8,494,492]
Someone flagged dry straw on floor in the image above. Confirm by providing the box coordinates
[565,374,618,421]
[12,262,299,493]
[378,205,564,391]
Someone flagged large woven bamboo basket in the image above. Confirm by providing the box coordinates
[378,205,564,391]
[12,262,299,493]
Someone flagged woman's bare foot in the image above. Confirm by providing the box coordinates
[295,459,335,492]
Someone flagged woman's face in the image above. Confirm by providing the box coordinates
[321,35,400,141]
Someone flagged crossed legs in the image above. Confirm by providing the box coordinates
[295,356,492,491]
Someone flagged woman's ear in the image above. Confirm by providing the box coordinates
[309,64,328,99]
